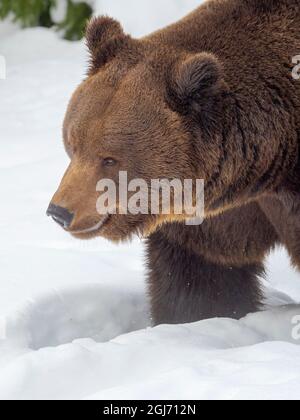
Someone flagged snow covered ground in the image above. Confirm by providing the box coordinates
[0,0,300,401]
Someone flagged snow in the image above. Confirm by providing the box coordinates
[51,0,68,24]
[0,0,300,401]
[94,0,201,37]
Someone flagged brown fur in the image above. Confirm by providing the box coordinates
[49,0,300,323]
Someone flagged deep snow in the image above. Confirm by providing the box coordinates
[0,0,300,400]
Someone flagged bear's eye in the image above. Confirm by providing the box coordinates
[102,157,117,167]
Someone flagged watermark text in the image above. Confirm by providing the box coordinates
[292,55,300,80]
[96,171,205,226]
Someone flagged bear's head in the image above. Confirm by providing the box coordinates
[48,17,228,242]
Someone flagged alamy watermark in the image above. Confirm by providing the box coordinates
[292,315,300,341]
[0,55,6,80]
[96,171,205,226]
[292,55,300,80]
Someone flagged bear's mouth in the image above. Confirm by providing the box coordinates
[69,214,111,236]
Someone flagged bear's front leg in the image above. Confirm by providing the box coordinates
[146,229,264,326]
[259,194,300,271]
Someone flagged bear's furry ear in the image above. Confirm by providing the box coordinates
[168,53,226,123]
[86,16,129,72]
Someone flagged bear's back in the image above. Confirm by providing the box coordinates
[149,0,300,129]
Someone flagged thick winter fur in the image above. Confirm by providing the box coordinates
[49,0,300,324]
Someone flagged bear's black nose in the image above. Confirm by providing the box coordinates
[46,204,74,229]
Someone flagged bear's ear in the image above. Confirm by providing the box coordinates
[168,53,226,121]
[86,16,130,72]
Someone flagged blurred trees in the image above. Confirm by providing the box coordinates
[0,0,93,40]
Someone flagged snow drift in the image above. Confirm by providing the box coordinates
[0,0,300,400]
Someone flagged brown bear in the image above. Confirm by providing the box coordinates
[48,0,300,325]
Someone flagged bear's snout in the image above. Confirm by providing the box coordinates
[46,204,74,230]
